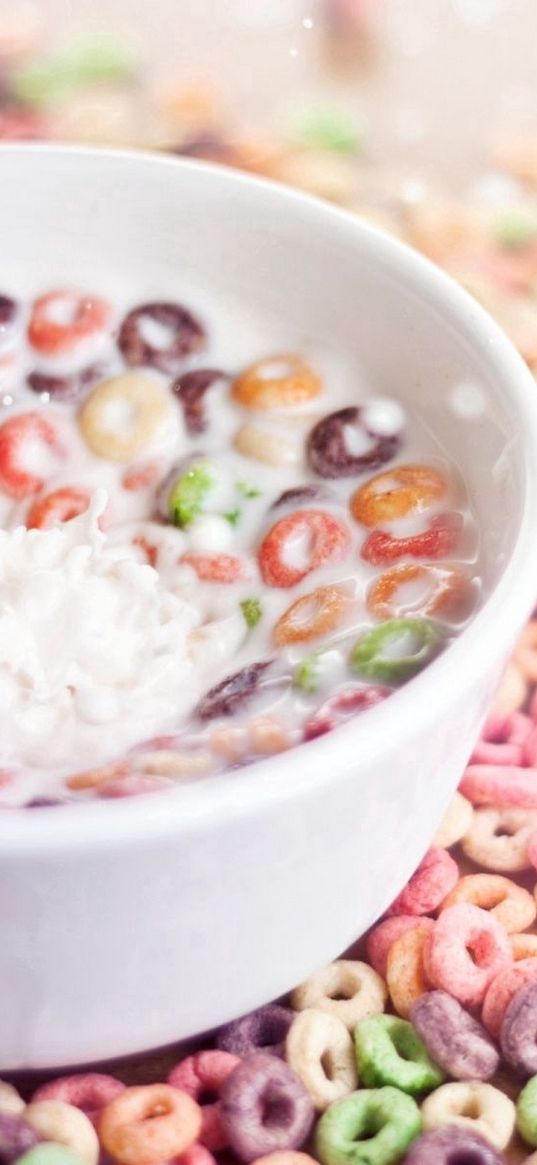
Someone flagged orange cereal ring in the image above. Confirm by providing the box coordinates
[511,933,537,961]
[26,486,91,530]
[350,464,448,528]
[232,354,321,410]
[79,373,172,462]
[259,509,351,589]
[28,289,110,355]
[181,554,247,583]
[386,920,434,1019]
[99,1084,201,1165]
[0,411,65,499]
[273,585,351,646]
[366,563,476,622]
[441,873,536,934]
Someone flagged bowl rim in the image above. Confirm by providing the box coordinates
[1,141,537,854]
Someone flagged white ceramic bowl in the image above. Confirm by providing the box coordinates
[1,145,537,1071]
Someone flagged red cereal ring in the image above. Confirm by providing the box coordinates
[387,847,459,917]
[26,486,91,530]
[32,1073,125,1124]
[182,554,247,584]
[423,903,512,1008]
[99,1084,201,1165]
[481,959,537,1039]
[360,512,463,566]
[366,562,477,622]
[471,712,533,766]
[273,585,351,647]
[460,765,537,809]
[181,1146,217,1165]
[350,464,448,528]
[259,510,351,589]
[122,463,161,492]
[0,411,65,498]
[28,289,110,355]
[303,684,390,741]
[168,1051,241,1152]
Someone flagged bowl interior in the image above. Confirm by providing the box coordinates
[0,145,536,852]
[0,145,525,595]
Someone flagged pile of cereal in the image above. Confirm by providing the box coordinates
[4,642,537,1163]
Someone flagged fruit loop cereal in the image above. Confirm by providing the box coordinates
[10,636,537,1164]
[0,286,480,807]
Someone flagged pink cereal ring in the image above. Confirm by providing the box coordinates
[423,903,512,1008]
[387,847,459,916]
[168,1051,241,1152]
[366,916,428,979]
[0,411,65,499]
[179,1146,217,1165]
[515,621,537,683]
[471,712,533,766]
[441,873,536,934]
[460,765,537,809]
[99,1084,201,1165]
[98,774,172,799]
[250,1156,318,1165]
[32,1073,125,1124]
[524,726,537,767]
[481,958,537,1039]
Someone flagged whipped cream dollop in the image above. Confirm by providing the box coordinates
[0,491,204,771]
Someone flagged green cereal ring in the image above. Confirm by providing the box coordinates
[355,1016,444,1096]
[16,1147,84,1165]
[315,1085,421,1165]
[518,1075,537,1147]
[168,461,215,527]
[349,619,443,684]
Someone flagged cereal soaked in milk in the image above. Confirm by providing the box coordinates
[0,286,481,807]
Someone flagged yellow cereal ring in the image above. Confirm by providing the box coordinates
[79,372,171,462]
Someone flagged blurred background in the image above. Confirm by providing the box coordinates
[2,1,537,364]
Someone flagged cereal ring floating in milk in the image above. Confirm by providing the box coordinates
[79,372,175,461]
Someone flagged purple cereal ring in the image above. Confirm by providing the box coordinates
[168,1050,241,1151]
[500,978,537,1077]
[0,1112,40,1163]
[221,1053,314,1163]
[423,904,511,1008]
[172,369,228,435]
[482,959,537,1039]
[307,407,399,479]
[118,301,206,373]
[387,847,459,916]
[32,1073,125,1124]
[471,711,533,766]
[410,991,499,1081]
[217,1006,294,1059]
[404,1125,506,1165]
